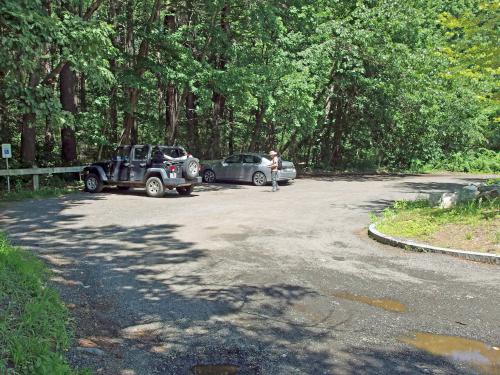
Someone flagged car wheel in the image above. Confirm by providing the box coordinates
[146,177,164,198]
[203,169,216,183]
[252,171,267,186]
[85,173,103,193]
[183,158,200,180]
[176,185,194,196]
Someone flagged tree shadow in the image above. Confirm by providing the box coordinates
[333,346,464,374]
[397,181,473,194]
[196,182,246,192]
[0,196,332,374]
[0,195,477,374]
[299,173,418,183]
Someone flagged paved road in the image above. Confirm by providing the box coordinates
[1,174,499,375]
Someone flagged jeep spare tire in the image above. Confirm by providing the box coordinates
[183,158,199,180]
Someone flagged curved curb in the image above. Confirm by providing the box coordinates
[368,224,499,265]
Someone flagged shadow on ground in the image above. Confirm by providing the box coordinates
[0,194,467,374]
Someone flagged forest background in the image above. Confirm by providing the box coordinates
[1,0,499,176]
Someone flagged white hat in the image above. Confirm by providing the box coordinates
[269,150,277,156]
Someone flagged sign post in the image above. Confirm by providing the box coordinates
[2,144,12,192]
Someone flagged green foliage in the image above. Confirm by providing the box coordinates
[413,148,500,173]
[0,0,498,171]
[0,234,78,374]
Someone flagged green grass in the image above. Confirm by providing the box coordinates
[0,233,78,374]
[374,198,500,242]
[0,184,82,203]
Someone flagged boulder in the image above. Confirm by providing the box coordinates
[458,184,480,201]
[439,192,459,209]
[478,183,499,199]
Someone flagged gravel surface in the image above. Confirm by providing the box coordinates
[1,174,499,375]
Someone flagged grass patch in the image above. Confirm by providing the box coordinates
[0,183,82,203]
[374,198,500,253]
[0,233,78,374]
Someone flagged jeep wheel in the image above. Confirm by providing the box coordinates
[176,185,194,196]
[146,177,164,198]
[203,169,216,183]
[252,171,267,186]
[183,158,200,180]
[85,173,103,193]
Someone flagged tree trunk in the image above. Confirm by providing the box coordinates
[120,0,162,145]
[330,101,347,168]
[21,73,39,166]
[165,84,178,144]
[210,91,225,159]
[186,91,198,154]
[249,102,265,152]
[108,0,119,145]
[164,12,178,145]
[0,73,9,144]
[43,115,55,159]
[80,72,86,112]
[123,87,139,145]
[228,108,234,155]
[21,112,36,165]
[59,62,78,162]
[208,4,229,159]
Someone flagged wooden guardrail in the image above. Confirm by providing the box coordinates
[0,166,85,191]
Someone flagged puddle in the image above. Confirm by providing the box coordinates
[333,292,407,313]
[332,241,348,248]
[190,364,239,375]
[218,233,250,242]
[401,332,500,374]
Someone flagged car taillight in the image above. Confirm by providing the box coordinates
[170,165,176,172]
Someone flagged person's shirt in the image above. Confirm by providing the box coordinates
[270,156,279,171]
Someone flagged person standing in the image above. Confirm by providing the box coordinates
[269,150,280,192]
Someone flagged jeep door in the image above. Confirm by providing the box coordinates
[113,146,131,181]
[130,145,151,181]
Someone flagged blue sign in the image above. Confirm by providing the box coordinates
[2,144,11,158]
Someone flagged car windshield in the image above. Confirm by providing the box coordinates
[114,146,130,161]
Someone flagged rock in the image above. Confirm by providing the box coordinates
[427,193,442,207]
[478,184,499,199]
[439,192,458,209]
[78,338,98,348]
[75,346,105,356]
[458,184,480,201]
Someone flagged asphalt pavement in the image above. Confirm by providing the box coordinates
[1,174,499,375]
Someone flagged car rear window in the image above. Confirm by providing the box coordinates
[159,147,186,158]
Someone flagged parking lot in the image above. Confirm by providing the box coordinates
[1,174,499,374]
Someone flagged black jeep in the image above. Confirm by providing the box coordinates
[83,145,201,197]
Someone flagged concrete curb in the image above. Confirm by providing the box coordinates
[368,224,499,265]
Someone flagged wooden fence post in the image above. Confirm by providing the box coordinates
[33,174,40,191]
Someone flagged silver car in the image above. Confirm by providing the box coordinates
[202,153,297,186]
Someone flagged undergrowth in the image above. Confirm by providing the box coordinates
[0,233,80,374]
[374,198,500,241]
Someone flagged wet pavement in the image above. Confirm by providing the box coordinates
[1,174,499,374]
